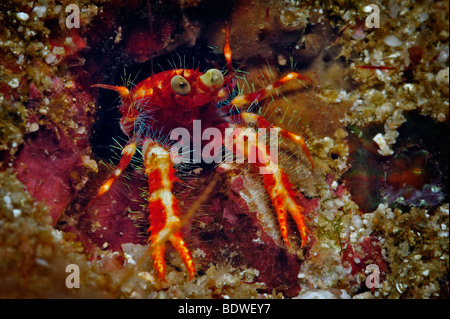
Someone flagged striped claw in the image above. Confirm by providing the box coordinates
[143,139,195,281]
[264,171,309,247]
[90,137,195,281]
[150,231,196,282]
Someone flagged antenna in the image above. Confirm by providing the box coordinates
[147,0,154,76]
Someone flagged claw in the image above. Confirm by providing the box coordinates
[151,245,167,282]
[170,231,196,280]
[149,228,196,281]
[143,139,195,281]
[263,171,309,247]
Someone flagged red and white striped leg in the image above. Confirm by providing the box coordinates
[226,112,314,169]
[142,139,195,281]
[220,72,313,115]
[223,124,310,247]
[90,141,137,202]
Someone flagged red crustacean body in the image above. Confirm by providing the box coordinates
[122,69,227,135]
[90,27,315,282]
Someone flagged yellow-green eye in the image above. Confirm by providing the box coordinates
[199,68,224,89]
[171,75,191,96]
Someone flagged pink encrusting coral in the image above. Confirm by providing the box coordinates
[14,124,83,226]
[341,237,389,290]
[62,170,148,253]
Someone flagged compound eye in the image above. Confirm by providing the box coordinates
[171,75,191,96]
[200,68,224,89]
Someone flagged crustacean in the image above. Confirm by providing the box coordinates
[90,26,314,281]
